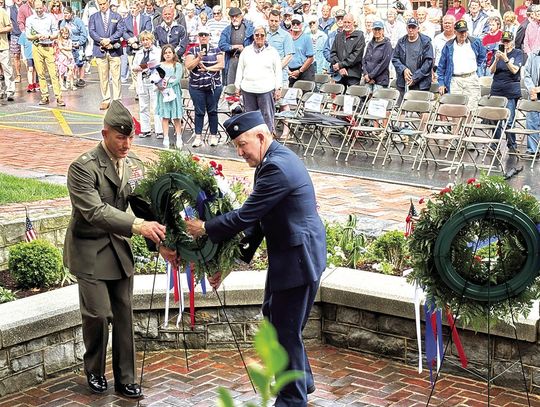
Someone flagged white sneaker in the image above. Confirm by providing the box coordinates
[163,136,170,148]
[192,135,203,148]
[209,135,219,146]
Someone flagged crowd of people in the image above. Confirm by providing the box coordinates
[1,0,540,149]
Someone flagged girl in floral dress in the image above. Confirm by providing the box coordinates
[156,44,184,149]
[56,27,76,90]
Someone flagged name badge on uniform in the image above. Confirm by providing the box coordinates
[111,19,118,23]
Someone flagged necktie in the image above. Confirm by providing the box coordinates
[103,12,108,33]
[134,16,139,37]
[116,160,123,181]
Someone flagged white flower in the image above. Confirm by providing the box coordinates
[522,185,531,192]
[446,182,455,189]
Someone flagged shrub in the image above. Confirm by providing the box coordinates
[8,239,63,288]
[132,235,152,259]
[369,230,410,273]
[325,215,369,268]
[0,286,16,303]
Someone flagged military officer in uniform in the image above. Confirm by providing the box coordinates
[185,111,327,407]
[64,100,176,398]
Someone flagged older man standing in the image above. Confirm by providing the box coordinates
[154,6,188,60]
[26,0,64,106]
[523,47,540,153]
[219,7,253,85]
[463,0,488,39]
[318,4,334,33]
[392,17,434,99]
[437,20,486,111]
[207,5,228,48]
[523,5,540,55]
[89,0,125,110]
[288,14,314,86]
[185,110,326,407]
[267,9,294,87]
[123,2,151,90]
[433,14,456,72]
[330,13,365,88]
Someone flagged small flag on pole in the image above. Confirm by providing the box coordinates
[405,198,418,237]
[25,209,37,242]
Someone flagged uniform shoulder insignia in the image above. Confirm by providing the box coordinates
[77,151,96,164]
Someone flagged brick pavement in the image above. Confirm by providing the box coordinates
[4,130,530,406]
[0,345,538,406]
[0,130,434,228]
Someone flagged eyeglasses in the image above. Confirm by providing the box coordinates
[254,33,266,37]
[309,21,316,25]
[292,21,302,25]
[214,11,221,14]
[198,33,209,36]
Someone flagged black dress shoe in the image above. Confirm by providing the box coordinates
[115,383,142,398]
[307,384,316,394]
[87,373,107,393]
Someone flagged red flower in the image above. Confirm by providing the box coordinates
[439,187,452,195]
[209,160,217,168]
[475,183,481,188]
[467,178,476,184]
[404,232,410,237]
[217,163,223,171]
[419,197,425,204]
[192,156,200,162]
[473,255,482,263]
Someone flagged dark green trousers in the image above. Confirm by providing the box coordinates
[77,275,136,384]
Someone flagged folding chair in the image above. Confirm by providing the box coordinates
[382,99,434,165]
[341,88,400,163]
[319,83,345,109]
[452,106,510,175]
[314,73,330,91]
[413,103,469,170]
[283,92,327,150]
[292,80,316,93]
[180,78,196,140]
[306,94,360,157]
[504,100,540,168]
[275,87,303,139]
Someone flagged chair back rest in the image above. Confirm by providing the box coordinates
[401,100,433,114]
[516,99,540,113]
[436,103,469,119]
[476,106,510,121]
[373,88,400,102]
[478,95,508,108]
[293,80,316,93]
[365,97,393,118]
[320,82,345,95]
[440,93,468,105]
[280,87,303,106]
[314,73,330,84]
[303,92,326,113]
[478,76,493,88]
[404,90,434,102]
[346,85,370,98]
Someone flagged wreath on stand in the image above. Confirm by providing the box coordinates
[133,151,249,289]
[407,176,540,326]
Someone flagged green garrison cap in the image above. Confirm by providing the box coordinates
[104,100,133,136]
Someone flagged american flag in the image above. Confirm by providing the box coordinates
[405,198,418,237]
[25,212,37,242]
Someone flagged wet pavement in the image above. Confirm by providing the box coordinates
[2,67,540,194]
[2,69,540,406]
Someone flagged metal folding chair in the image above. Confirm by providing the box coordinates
[505,100,540,168]
[452,106,510,175]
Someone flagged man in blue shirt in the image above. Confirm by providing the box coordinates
[288,14,314,86]
[267,9,295,87]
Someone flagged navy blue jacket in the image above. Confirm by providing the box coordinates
[218,21,254,79]
[392,33,434,90]
[206,141,327,292]
[362,37,393,86]
[154,21,188,58]
[89,10,126,58]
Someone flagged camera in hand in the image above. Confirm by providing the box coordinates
[200,43,208,55]
[100,40,121,52]
[498,43,505,52]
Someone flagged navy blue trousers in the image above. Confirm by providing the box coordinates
[262,278,320,407]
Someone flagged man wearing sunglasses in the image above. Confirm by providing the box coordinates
[207,5,228,48]
[288,13,314,85]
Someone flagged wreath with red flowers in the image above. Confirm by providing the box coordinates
[134,151,249,281]
[407,175,540,326]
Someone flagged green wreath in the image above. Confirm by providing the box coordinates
[134,151,249,282]
[407,176,540,325]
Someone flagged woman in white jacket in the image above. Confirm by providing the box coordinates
[235,25,282,134]
[132,31,164,140]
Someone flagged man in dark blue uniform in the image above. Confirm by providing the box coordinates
[186,111,326,406]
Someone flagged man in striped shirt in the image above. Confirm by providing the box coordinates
[207,5,228,48]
